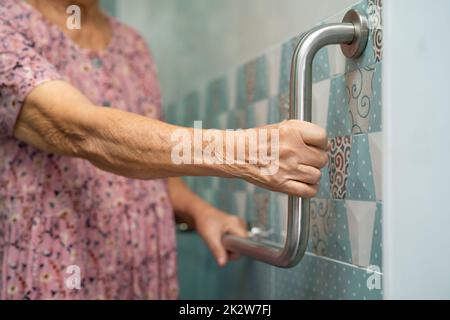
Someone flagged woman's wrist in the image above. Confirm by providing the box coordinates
[191,128,252,180]
[184,196,212,228]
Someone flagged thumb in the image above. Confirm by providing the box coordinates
[206,234,228,267]
[224,217,248,238]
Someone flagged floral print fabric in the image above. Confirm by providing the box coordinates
[0,0,178,299]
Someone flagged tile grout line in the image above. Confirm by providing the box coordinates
[313,197,383,203]
[305,251,384,276]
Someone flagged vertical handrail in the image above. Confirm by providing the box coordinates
[222,10,368,268]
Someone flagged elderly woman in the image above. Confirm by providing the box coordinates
[0,0,328,300]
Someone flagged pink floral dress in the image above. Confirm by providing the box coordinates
[0,0,178,299]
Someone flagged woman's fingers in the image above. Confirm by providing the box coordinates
[225,216,248,238]
[203,215,247,267]
[301,145,329,169]
[235,120,330,199]
[222,216,247,263]
[296,164,322,185]
[298,121,329,150]
[206,234,228,267]
[283,180,319,198]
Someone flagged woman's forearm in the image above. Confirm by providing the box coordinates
[78,106,223,179]
[14,80,231,180]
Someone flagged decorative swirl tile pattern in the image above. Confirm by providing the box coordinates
[329,136,352,199]
[368,0,383,62]
[346,65,376,134]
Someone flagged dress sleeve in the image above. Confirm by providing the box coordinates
[0,19,62,138]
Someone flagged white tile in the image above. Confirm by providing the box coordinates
[228,67,238,110]
[198,83,206,119]
[346,200,377,268]
[218,111,228,129]
[368,132,383,201]
[253,99,269,127]
[234,191,247,219]
[328,45,347,77]
[266,46,282,97]
[346,67,376,133]
[277,194,289,241]
[312,79,331,129]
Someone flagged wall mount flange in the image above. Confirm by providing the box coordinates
[340,9,369,59]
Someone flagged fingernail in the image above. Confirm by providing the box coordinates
[218,257,226,266]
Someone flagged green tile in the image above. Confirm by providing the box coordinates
[273,254,382,299]
[346,134,376,201]
[370,202,383,270]
[327,75,352,138]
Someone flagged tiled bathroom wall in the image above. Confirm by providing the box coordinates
[165,0,383,300]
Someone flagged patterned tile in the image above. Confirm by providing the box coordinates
[236,55,268,109]
[368,0,383,63]
[206,76,229,116]
[346,65,375,134]
[329,136,352,199]
[309,199,352,263]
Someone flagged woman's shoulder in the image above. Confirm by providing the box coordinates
[0,0,35,30]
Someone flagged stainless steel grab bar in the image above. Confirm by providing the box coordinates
[222,10,369,268]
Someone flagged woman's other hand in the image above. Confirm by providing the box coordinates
[193,203,247,267]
